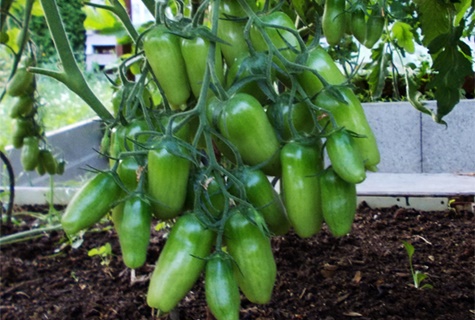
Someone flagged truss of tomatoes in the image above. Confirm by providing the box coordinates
[60,1,381,319]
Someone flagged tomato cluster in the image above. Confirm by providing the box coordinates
[61,1,381,318]
[6,58,65,176]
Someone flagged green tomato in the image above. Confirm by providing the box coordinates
[117,157,140,192]
[6,67,34,97]
[250,11,300,80]
[280,140,324,238]
[147,138,191,219]
[315,87,380,170]
[363,6,384,48]
[143,25,191,110]
[326,129,366,184]
[266,94,315,141]
[217,93,281,176]
[180,34,224,99]
[351,7,367,45]
[322,0,346,46]
[147,213,215,312]
[10,95,34,118]
[112,195,152,269]
[205,253,241,320]
[216,0,257,66]
[12,118,36,149]
[61,172,122,235]
[231,167,290,235]
[225,209,276,304]
[39,149,57,175]
[321,167,357,237]
[20,136,39,171]
[297,46,346,98]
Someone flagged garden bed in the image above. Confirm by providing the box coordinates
[1,203,473,320]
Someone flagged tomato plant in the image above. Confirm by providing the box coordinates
[3,0,472,317]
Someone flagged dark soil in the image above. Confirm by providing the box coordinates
[1,203,474,320]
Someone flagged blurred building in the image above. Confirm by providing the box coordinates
[85,0,153,70]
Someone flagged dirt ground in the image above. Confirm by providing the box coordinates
[1,203,474,320]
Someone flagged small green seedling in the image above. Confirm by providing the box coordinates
[402,241,433,289]
[88,242,112,266]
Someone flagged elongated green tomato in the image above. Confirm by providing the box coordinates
[36,156,46,176]
[143,25,190,110]
[297,46,346,98]
[250,11,300,79]
[205,254,241,320]
[61,172,122,235]
[180,35,224,98]
[20,136,40,171]
[231,167,290,235]
[321,167,357,237]
[315,87,380,170]
[266,95,314,141]
[117,157,140,191]
[218,93,281,176]
[205,97,238,162]
[351,7,367,45]
[147,213,215,312]
[326,129,366,184]
[12,118,35,149]
[225,210,276,304]
[6,67,34,97]
[147,138,191,219]
[112,195,152,269]
[281,140,323,238]
[39,149,57,175]
[216,0,257,66]
[363,6,384,48]
[322,0,346,46]
[10,95,34,118]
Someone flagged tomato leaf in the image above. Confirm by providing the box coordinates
[402,241,415,259]
[426,24,473,123]
[367,44,389,99]
[413,0,453,46]
[454,0,472,26]
[391,21,415,54]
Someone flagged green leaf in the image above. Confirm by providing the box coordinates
[413,0,453,46]
[392,21,415,53]
[83,5,119,31]
[88,248,100,257]
[427,35,473,123]
[454,0,472,26]
[88,243,112,257]
[414,271,429,289]
[402,241,415,258]
[367,44,390,99]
